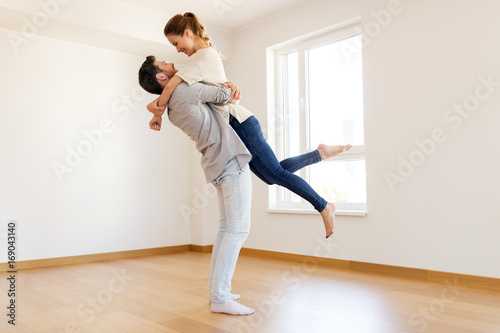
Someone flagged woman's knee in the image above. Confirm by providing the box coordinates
[249,165,273,185]
[258,176,273,185]
[260,168,289,186]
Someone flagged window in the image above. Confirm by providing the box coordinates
[267,20,366,215]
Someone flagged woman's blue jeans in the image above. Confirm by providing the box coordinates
[229,115,328,212]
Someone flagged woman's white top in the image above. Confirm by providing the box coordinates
[175,47,253,123]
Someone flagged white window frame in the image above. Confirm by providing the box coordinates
[266,18,367,216]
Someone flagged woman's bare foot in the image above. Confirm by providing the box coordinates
[317,144,352,160]
[320,202,336,238]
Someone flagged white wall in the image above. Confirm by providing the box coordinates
[224,0,500,278]
[0,30,195,261]
[2,0,499,280]
[0,0,237,260]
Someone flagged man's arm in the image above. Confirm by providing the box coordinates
[197,84,233,105]
[149,115,162,131]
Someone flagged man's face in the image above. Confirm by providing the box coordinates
[154,60,176,79]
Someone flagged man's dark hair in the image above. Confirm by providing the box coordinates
[138,55,163,95]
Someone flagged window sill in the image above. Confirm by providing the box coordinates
[266,208,367,217]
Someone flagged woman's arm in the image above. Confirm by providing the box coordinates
[158,75,184,107]
[146,75,184,116]
[223,81,241,103]
[146,97,166,116]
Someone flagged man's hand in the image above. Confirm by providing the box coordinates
[147,98,166,116]
[149,115,162,131]
[223,81,241,103]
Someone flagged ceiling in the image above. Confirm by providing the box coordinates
[111,0,314,32]
[0,0,316,58]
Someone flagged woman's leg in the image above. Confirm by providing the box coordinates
[230,115,340,237]
[247,152,321,185]
[279,150,322,174]
[230,115,328,212]
[255,146,349,181]
[280,144,352,174]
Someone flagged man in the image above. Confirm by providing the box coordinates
[138,55,254,316]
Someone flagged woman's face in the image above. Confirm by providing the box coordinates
[167,31,194,56]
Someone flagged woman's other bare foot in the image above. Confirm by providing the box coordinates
[320,202,336,238]
[317,144,352,160]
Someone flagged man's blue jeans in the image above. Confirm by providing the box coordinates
[229,115,328,212]
[209,158,252,303]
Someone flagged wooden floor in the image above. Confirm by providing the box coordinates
[2,251,500,333]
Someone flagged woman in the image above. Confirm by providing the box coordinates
[147,12,351,239]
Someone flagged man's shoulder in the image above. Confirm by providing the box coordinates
[171,81,195,101]
[169,82,209,109]
[172,81,189,92]
[172,81,203,95]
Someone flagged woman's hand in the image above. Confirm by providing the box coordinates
[149,115,163,131]
[147,98,166,116]
[223,81,241,103]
